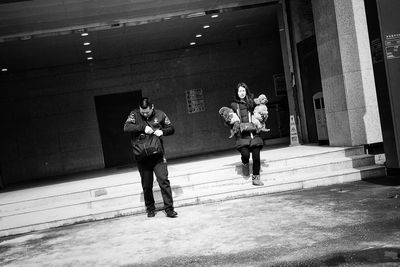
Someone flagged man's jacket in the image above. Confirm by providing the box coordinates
[123,109,174,147]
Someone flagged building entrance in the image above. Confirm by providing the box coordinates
[95,91,142,168]
[297,35,323,143]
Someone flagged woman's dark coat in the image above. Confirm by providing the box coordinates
[230,100,263,149]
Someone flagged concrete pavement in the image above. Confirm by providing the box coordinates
[1,175,400,266]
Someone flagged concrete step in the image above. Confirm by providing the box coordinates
[0,153,374,216]
[0,146,365,204]
[0,145,386,237]
[0,165,385,237]
[168,145,366,177]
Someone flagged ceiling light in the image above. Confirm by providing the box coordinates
[1,68,7,72]
[211,14,219,18]
[87,57,93,60]
[190,42,196,46]
[85,50,92,54]
[187,12,205,18]
[196,34,202,38]
[81,33,89,37]
[21,35,31,40]
[203,25,210,29]
[83,42,90,46]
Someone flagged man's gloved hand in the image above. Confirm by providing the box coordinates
[154,129,163,137]
[144,126,154,134]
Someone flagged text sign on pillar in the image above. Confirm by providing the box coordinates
[385,33,400,59]
[289,115,300,146]
[185,89,206,114]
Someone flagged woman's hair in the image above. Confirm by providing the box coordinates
[139,97,153,109]
[234,82,255,109]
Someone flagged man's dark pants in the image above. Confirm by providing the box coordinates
[137,155,174,213]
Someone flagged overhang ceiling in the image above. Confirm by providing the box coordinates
[0,0,279,72]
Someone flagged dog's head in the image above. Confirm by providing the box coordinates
[219,107,231,116]
[258,94,268,104]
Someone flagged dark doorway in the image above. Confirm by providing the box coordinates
[95,91,142,168]
[297,35,323,143]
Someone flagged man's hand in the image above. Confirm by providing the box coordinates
[144,126,154,134]
[154,129,163,137]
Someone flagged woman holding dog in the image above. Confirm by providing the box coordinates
[230,82,264,186]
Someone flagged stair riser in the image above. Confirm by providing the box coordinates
[177,156,375,187]
[0,166,384,238]
[263,147,365,168]
[191,166,386,197]
[265,156,375,180]
[1,166,385,226]
[1,156,376,216]
[0,182,141,216]
[0,147,364,208]
[0,195,144,229]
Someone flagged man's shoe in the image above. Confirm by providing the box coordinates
[242,163,250,177]
[166,210,178,218]
[252,175,264,186]
[147,210,155,218]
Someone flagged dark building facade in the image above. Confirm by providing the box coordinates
[0,0,397,186]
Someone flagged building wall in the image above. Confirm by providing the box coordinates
[0,35,285,185]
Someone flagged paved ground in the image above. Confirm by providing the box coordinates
[1,176,400,267]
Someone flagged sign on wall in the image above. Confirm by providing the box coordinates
[385,33,400,60]
[273,73,286,96]
[185,89,206,114]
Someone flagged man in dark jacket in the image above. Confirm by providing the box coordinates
[123,97,177,218]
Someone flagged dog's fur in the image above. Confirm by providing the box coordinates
[253,94,270,132]
[219,107,240,138]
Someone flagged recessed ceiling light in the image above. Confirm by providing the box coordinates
[87,57,93,60]
[196,34,202,38]
[203,25,210,29]
[190,42,196,46]
[83,42,90,46]
[21,35,31,40]
[1,68,7,72]
[187,12,205,18]
[81,33,89,37]
[85,50,92,54]
[211,14,219,18]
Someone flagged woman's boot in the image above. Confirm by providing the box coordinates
[242,163,250,177]
[252,175,264,186]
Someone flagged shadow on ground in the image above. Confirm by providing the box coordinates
[363,176,400,187]
[121,247,400,267]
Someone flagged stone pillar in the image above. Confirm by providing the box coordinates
[311,0,382,146]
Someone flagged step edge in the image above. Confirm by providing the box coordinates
[0,164,383,237]
[0,164,385,219]
[0,158,380,216]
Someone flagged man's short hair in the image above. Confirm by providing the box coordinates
[139,97,153,109]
